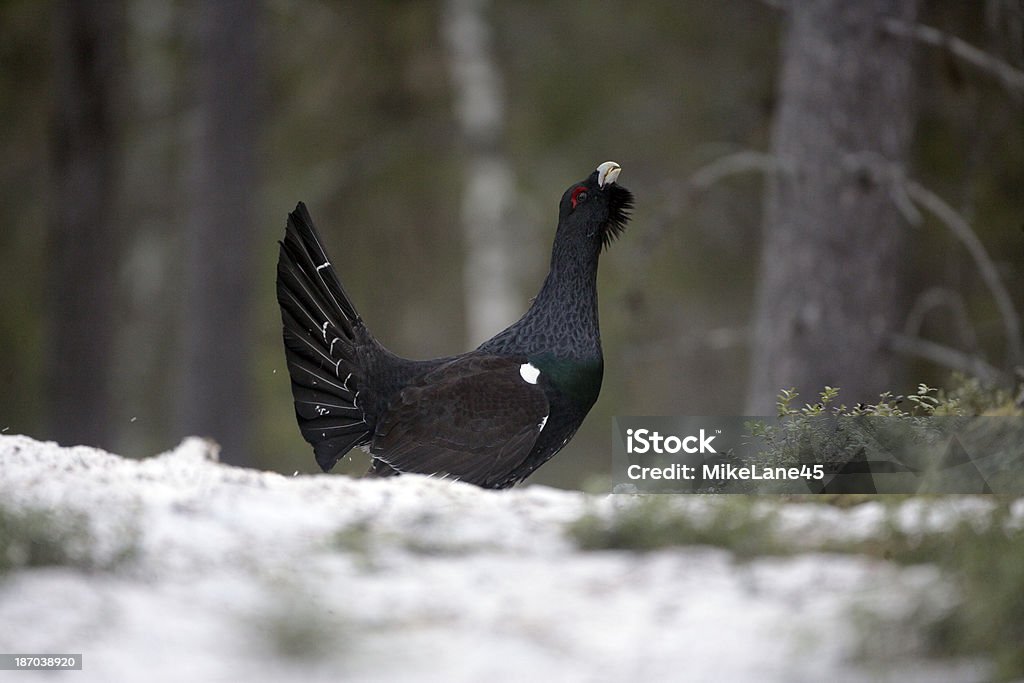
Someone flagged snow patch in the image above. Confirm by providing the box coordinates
[0,434,987,682]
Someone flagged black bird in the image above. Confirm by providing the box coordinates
[276,161,633,489]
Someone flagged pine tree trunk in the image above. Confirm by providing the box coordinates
[179,1,261,465]
[49,0,125,449]
[746,0,918,413]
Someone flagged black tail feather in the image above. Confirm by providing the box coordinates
[282,203,361,322]
[277,202,372,471]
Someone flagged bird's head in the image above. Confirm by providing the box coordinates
[557,161,634,251]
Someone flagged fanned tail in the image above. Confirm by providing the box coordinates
[276,202,372,471]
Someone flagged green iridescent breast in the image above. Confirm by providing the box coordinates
[529,355,604,411]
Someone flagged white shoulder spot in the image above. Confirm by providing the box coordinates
[538,415,548,432]
[519,362,540,385]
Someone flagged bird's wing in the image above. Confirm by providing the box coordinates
[371,355,549,487]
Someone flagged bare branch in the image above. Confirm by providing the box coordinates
[687,151,783,191]
[901,177,1023,367]
[685,151,1020,369]
[882,18,1024,99]
[634,150,782,264]
[669,148,1023,376]
[904,286,980,352]
[844,152,1023,368]
[890,333,1009,386]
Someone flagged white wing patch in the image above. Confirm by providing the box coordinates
[538,415,548,432]
[519,362,540,385]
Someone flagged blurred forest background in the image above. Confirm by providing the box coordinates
[0,0,1021,488]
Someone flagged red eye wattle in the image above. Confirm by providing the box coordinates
[570,186,588,209]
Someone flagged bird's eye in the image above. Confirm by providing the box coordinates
[570,186,588,209]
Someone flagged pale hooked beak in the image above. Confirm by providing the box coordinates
[596,161,621,188]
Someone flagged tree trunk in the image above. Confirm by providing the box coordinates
[48,0,125,449]
[746,0,918,413]
[179,1,261,465]
[442,0,519,348]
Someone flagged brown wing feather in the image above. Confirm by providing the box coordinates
[371,355,549,487]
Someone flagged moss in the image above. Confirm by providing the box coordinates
[332,516,493,562]
[779,493,914,508]
[400,537,493,557]
[331,519,374,556]
[0,502,137,575]
[568,496,786,560]
[255,582,349,662]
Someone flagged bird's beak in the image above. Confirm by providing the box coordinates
[596,161,621,188]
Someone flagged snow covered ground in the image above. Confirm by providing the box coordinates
[0,434,989,682]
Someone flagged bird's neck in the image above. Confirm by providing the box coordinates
[538,238,599,299]
[476,237,604,362]
[526,240,602,356]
